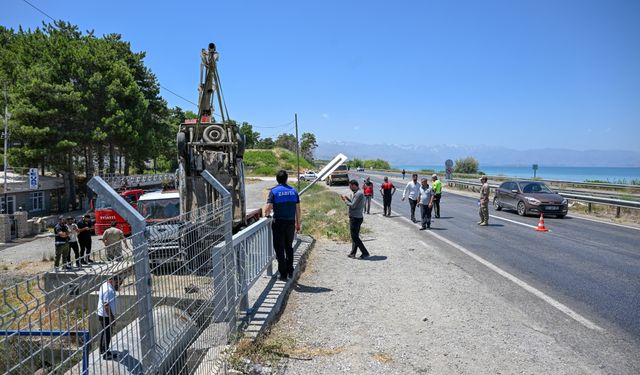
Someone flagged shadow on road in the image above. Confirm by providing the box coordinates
[294,283,333,293]
[361,255,387,261]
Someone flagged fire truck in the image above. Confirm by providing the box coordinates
[93,189,145,235]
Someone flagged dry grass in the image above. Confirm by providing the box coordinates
[372,351,394,363]
[229,333,344,371]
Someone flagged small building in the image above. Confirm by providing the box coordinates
[0,171,65,218]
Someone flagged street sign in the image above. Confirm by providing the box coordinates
[532,164,539,178]
[299,153,348,195]
[445,160,454,179]
[28,168,38,189]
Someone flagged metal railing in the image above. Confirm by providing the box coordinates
[0,174,275,375]
[100,173,175,190]
[446,178,640,216]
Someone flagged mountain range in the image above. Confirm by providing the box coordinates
[315,141,640,168]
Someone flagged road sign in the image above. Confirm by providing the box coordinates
[445,159,453,168]
[28,168,38,189]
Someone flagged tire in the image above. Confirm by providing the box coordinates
[517,201,527,216]
[493,196,502,211]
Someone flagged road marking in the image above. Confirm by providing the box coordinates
[489,214,542,230]
[370,199,603,332]
[569,215,640,231]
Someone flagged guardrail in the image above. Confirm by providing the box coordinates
[100,173,175,189]
[446,179,640,217]
[0,175,276,375]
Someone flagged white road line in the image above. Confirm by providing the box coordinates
[569,214,640,231]
[370,199,603,331]
[490,214,541,230]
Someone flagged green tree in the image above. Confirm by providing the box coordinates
[256,137,274,149]
[300,132,317,161]
[453,157,479,174]
[239,121,260,149]
[275,133,297,152]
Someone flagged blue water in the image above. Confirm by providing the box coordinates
[393,165,640,183]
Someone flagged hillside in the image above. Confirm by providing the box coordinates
[244,148,314,176]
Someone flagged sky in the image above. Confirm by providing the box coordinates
[2,0,640,151]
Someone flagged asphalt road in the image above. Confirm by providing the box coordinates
[347,171,640,347]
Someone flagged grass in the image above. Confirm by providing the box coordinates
[244,148,314,176]
[229,333,344,372]
[298,182,352,242]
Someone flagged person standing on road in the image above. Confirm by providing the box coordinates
[418,178,435,230]
[478,176,490,226]
[341,179,370,259]
[76,214,94,264]
[402,173,420,222]
[431,174,443,218]
[54,216,70,270]
[264,170,301,282]
[66,217,81,267]
[379,177,396,217]
[362,177,374,214]
[97,274,121,361]
[402,169,406,180]
[101,221,129,261]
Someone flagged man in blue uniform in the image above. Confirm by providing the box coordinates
[264,170,301,281]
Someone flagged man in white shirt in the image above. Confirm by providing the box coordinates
[402,173,421,222]
[418,178,435,230]
[97,275,121,360]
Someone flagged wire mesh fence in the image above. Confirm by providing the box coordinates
[1,195,275,374]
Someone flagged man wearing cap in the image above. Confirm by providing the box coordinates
[431,174,443,218]
[479,176,490,226]
[264,170,301,281]
[53,216,71,270]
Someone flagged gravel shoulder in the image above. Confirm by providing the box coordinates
[265,188,637,374]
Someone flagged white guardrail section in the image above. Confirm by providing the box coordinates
[446,179,640,216]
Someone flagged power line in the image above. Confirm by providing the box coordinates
[158,84,198,109]
[21,0,56,23]
[252,120,294,129]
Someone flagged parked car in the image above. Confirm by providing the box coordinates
[298,171,318,182]
[356,166,365,172]
[493,180,568,218]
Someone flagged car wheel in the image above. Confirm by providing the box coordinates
[493,196,502,211]
[517,201,527,216]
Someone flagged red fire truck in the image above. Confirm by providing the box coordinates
[93,189,145,235]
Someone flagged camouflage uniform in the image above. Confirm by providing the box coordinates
[479,178,490,226]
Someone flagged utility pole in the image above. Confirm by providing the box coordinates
[295,113,300,190]
[3,84,10,214]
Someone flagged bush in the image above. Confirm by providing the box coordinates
[454,157,479,174]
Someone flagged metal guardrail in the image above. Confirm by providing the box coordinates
[482,176,640,190]
[446,179,640,212]
[0,175,276,375]
[100,173,175,189]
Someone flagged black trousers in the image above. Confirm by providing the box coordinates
[383,195,392,216]
[98,316,112,354]
[69,241,80,266]
[421,204,432,228]
[433,193,441,217]
[272,220,295,277]
[408,198,417,221]
[79,238,92,261]
[349,217,369,256]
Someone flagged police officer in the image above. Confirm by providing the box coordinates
[264,170,301,281]
[431,174,443,218]
[478,176,490,226]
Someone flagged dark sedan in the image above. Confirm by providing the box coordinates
[493,180,568,218]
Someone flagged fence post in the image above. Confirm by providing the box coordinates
[201,171,237,322]
[266,224,274,277]
[616,206,621,218]
[87,176,157,372]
